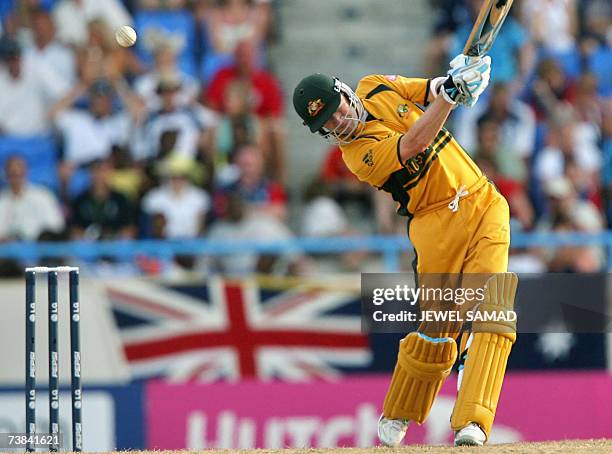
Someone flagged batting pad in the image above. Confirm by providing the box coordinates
[451,272,518,439]
[383,332,457,423]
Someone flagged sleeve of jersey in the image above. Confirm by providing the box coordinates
[343,135,403,188]
[362,75,430,106]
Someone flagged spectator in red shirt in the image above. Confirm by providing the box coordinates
[321,145,353,181]
[205,39,286,181]
[476,157,534,231]
[320,145,372,214]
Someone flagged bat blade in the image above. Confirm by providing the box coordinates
[463,0,515,57]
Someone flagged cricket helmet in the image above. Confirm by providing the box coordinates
[293,73,365,144]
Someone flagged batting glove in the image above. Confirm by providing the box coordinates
[438,75,470,105]
[458,57,491,106]
[449,55,491,107]
[436,55,491,106]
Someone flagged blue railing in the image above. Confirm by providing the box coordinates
[0,231,611,271]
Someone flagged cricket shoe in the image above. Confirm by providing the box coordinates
[377,414,410,447]
[454,422,486,446]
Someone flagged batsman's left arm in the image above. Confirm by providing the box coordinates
[398,55,491,162]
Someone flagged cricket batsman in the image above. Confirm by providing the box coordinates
[292,54,518,446]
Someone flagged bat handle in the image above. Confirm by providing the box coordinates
[463,55,481,65]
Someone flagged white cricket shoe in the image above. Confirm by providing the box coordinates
[454,422,486,446]
[377,414,410,447]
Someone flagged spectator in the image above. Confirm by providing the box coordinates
[208,192,305,276]
[301,178,368,271]
[142,153,211,239]
[136,9,198,78]
[0,36,69,135]
[521,0,578,55]
[534,107,601,189]
[69,159,136,240]
[320,145,372,216]
[541,177,604,272]
[133,211,186,277]
[571,72,604,127]
[541,177,603,230]
[0,156,64,241]
[507,249,547,274]
[0,0,55,37]
[477,83,536,162]
[107,147,145,202]
[547,214,602,272]
[301,178,349,238]
[206,38,283,119]
[253,0,275,45]
[577,1,610,95]
[214,79,260,180]
[476,157,534,231]
[50,77,141,185]
[218,143,287,221]
[134,38,199,110]
[578,0,610,45]
[52,0,132,47]
[454,82,536,180]
[473,117,527,185]
[24,7,76,83]
[206,39,285,180]
[75,18,142,87]
[133,71,217,161]
[527,58,575,121]
[192,0,217,22]
[205,0,267,56]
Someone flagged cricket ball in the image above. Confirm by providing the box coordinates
[115,25,137,48]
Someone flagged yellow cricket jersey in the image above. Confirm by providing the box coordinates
[340,74,484,216]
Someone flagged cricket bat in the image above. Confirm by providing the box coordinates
[463,0,515,57]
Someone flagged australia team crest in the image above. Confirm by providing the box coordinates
[307,98,325,117]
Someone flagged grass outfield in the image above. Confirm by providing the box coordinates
[119,439,612,453]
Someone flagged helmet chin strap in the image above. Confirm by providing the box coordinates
[319,82,366,145]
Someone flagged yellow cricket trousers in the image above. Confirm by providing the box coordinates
[409,177,510,275]
[382,177,515,439]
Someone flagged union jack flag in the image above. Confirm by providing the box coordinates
[107,277,372,382]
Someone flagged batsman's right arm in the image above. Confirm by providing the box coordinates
[398,95,454,162]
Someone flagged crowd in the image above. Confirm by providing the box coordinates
[0,0,610,276]
[0,0,292,276]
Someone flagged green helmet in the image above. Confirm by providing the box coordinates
[293,73,342,133]
[294,73,366,144]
